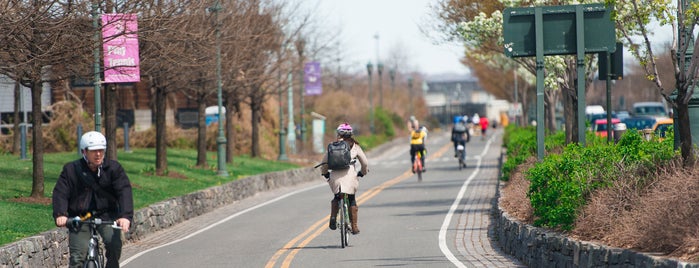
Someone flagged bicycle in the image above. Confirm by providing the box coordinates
[456,144,466,170]
[336,189,352,248]
[413,150,424,182]
[69,212,121,268]
[313,163,353,248]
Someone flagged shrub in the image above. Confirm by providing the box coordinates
[525,128,677,231]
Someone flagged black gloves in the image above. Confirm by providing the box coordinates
[357,172,364,177]
[322,173,330,179]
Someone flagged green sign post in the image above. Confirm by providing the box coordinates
[503,3,616,160]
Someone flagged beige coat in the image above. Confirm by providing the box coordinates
[320,140,369,195]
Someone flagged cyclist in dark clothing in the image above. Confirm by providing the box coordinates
[52,131,134,268]
[451,117,470,157]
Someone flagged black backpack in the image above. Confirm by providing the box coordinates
[326,141,352,170]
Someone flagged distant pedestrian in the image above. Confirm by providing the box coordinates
[480,117,489,140]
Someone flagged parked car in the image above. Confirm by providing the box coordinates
[593,118,621,137]
[622,116,656,131]
[652,118,674,139]
[613,110,630,121]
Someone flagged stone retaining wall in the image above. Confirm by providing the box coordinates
[494,187,699,268]
[0,167,316,268]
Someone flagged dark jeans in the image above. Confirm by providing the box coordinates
[69,222,122,268]
[410,144,426,168]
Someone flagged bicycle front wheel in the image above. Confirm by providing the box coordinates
[83,259,99,268]
[339,198,346,248]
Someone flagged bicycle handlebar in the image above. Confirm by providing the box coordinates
[70,212,122,230]
[313,162,327,168]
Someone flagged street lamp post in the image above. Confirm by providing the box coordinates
[408,77,414,116]
[296,38,306,146]
[209,1,228,176]
[389,68,396,95]
[92,1,102,132]
[377,63,384,108]
[287,72,296,154]
[366,62,374,134]
[278,70,288,161]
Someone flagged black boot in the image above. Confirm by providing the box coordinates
[329,199,339,230]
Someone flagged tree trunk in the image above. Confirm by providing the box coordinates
[562,86,577,144]
[12,80,20,154]
[225,93,236,164]
[155,85,168,176]
[196,93,207,167]
[545,90,558,133]
[30,81,44,198]
[675,98,695,165]
[105,84,118,161]
[519,84,531,126]
[251,97,261,158]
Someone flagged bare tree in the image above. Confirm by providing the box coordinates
[136,0,210,175]
[0,0,93,198]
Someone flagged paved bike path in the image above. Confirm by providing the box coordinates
[120,129,524,267]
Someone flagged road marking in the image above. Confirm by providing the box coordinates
[438,134,496,268]
[266,143,452,268]
[120,183,326,266]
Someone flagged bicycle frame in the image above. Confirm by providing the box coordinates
[413,150,423,181]
[71,213,120,268]
[337,193,351,248]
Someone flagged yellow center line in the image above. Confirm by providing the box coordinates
[266,141,451,268]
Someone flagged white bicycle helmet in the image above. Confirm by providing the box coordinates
[80,131,107,151]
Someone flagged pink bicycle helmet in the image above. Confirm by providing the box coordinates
[336,123,353,137]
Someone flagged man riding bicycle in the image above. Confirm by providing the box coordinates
[451,116,470,157]
[409,123,427,173]
[52,131,133,268]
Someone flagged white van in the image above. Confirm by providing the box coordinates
[632,102,667,118]
[585,105,605,115]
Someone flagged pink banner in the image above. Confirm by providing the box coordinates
[102,14,140,83]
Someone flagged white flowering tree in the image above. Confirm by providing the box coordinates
[607,0,696,164]
[451,0,697,161]
[457,2,601,143]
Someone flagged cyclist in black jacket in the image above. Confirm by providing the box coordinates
[52,131,134,268]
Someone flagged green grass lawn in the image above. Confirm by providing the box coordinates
[0,148,301,246]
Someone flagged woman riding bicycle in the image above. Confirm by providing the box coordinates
[320,123,369,234]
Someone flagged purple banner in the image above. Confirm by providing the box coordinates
[102,14,140,83]
[304,61,322,95]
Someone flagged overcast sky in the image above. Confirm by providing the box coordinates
[303,0,471,77]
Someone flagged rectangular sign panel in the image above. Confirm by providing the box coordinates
[102,14,141,83]
[503,4,616,57]
[304,61,322,95]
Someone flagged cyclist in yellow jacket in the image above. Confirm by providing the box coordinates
[409,125,427,173]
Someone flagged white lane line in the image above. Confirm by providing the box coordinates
[438,135,496,268]
[121,182,326,266]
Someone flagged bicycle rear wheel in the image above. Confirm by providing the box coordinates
[416,155,423,182]
[339,198,347,248]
